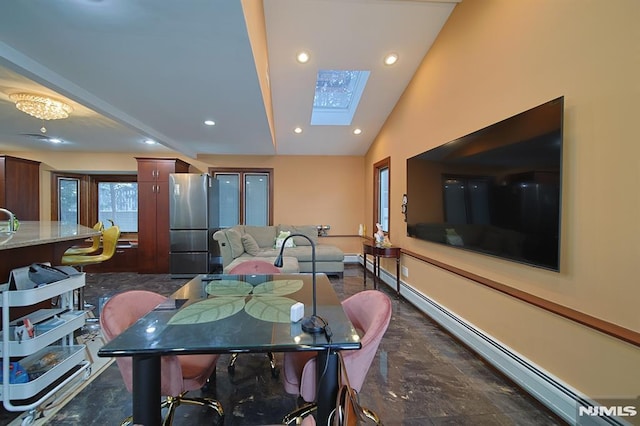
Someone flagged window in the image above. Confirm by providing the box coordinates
[58,177,80,223]
[373,157,390,236]
[311,70,371,126]
[217,173,240,226]
[96,181,138,232]
[52,173,137,233]
[52,173,89,225]
[210,168,273,227]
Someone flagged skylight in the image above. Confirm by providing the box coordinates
[310,70,370,126]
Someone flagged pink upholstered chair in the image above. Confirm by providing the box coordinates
[300,415,316,426]
[100,290,223,425]
[229,259,281,275]
[227,260,281,377]
[282,290,392,425]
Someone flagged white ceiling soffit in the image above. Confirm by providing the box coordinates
[0,1,271,157]
[0,0,457,157]
[264,0,457,155]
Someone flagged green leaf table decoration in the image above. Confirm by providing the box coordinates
[245,296,297,323]
[205,280,253,296]
[168,297,245,325]
[253,280,303,296]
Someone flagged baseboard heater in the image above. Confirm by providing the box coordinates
[344,254,361,264]
[361,256,628,426]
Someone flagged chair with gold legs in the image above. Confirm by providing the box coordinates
[101,290,223,425]
[282,290,392,425]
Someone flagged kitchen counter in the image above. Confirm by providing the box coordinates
[1,221,100,323]
[0,221,99,285]
[0,221,99,250]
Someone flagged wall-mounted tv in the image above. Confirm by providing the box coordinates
[406,96,564,271]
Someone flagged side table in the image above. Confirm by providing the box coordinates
[362,241,401,296]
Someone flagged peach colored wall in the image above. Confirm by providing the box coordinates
[199,155,365,251]
[366,0,640,398]
[5,151,365,254]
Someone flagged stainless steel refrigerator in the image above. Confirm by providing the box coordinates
[169,173,220,278]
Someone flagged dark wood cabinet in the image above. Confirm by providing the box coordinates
[0,155,41,220]
[136,158,190,273]
[84,243,138,273]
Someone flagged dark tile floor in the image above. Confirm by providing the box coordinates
[1,265,566,425]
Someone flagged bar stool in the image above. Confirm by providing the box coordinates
[63,221,104,255]
[61,225,121,311]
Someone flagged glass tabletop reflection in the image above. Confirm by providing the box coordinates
[98,273,361,357]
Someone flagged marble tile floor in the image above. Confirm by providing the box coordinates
[1,264,566,425]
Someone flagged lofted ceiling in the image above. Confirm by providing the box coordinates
[0,0,458,158]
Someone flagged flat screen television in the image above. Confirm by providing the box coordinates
[406,96,564,271]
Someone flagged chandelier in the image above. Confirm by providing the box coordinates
[9,93,73,120]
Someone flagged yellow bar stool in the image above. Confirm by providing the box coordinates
[64,221,104,256]
[62,225,121,311]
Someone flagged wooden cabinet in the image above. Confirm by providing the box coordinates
[84,243,138,273]
[0,156,41,220]
[136,158,189,273]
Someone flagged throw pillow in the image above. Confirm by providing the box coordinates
[226,228,245,258]
[278,225,318,246]
[243,226,277,247]
[242,233,261,256]
[274,231,295,249]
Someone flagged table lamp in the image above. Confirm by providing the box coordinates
[274,233,325,333]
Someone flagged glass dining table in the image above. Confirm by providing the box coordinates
[97,273,362,425]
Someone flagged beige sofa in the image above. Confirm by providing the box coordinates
[213,225,344,277]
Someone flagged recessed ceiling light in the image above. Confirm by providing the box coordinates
[353,128,362,135]
[144,139,157,145]
[294,127,303,134]
[296,51,310,64]
[384,52,399,66]
[204,120,216,126]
